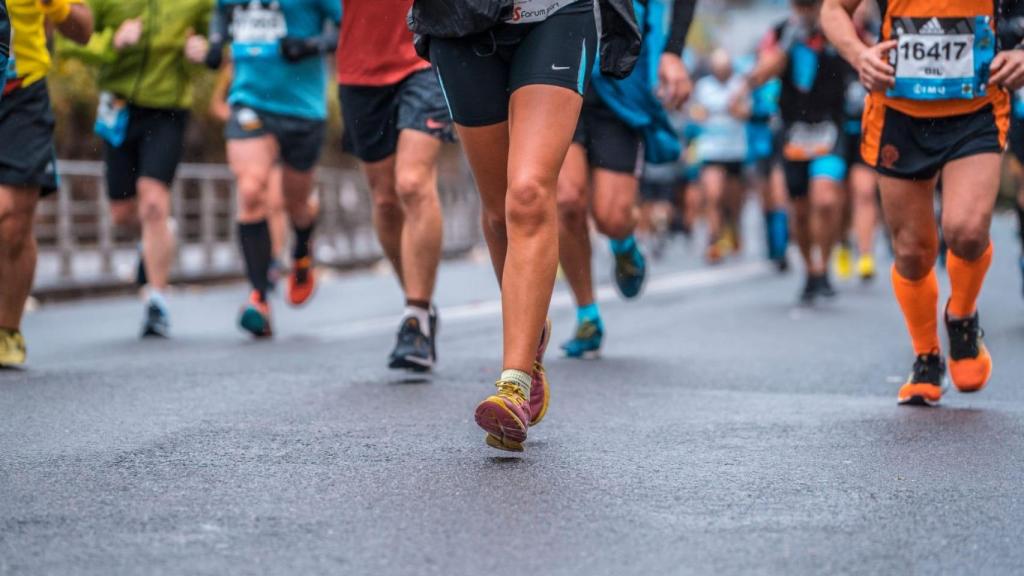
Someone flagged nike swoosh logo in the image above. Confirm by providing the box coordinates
[551,65,571,71]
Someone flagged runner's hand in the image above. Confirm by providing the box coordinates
[184,30,209,64]
[990,50,1024,91]
[658,52,693,110]
[113,18,143,51]
[856,40,897,91]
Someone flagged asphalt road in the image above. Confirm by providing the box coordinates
[3,214,1024,576]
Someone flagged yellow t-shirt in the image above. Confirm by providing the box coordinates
[7,0,84,87]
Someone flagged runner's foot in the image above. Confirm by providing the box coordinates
[945,304,992,393]
[239,290,273,338]
[898,352,946,406]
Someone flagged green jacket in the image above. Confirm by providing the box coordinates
[59,0,214,110]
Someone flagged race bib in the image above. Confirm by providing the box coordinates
[230,0,288,59]
[783,121,838,161]
[887,16,994,101]
[94,91,130,148]
[507,0,567,24]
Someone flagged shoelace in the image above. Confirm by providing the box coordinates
[949,317,983,357]
[294,259,310,284]
[912,353,943,384]
[495,380,527,405]
[575,320,599,340]
[616,251,641,277]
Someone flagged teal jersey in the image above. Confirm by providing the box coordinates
[220,0,341,120]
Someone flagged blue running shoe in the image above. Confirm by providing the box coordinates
[141,299,170,339]
[612,241,647,300]
[561,318,603,359]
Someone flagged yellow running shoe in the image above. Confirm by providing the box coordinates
[857,254,876,281]
[0,328,27,368]
[834,244,853,280]
[476,379,531,452]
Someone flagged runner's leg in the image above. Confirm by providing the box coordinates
[393,129,444,303]
[0,186,39,331]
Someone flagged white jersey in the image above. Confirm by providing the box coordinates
[693,75,749,163]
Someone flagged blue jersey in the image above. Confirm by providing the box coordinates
[220,0,341,120]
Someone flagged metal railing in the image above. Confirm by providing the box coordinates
[34,152,482,295]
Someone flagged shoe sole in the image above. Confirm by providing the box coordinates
[484,433,523,452]
[239,308,272,338]
[388,355,433,372]
[476,398,528,449]
[898,382,945,407]
[141,326,169,339]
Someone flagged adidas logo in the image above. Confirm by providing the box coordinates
[920,17,945,35]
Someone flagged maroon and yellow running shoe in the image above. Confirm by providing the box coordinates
[529,318,552,426]
[476,380,531,452]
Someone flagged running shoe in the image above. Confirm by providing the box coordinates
[857,254,876,282]
[239,291,273,338]
[944,305,992,393]
[898,352,946,406]
[530,318,552,427]
[476,379,531,452]
[141,300,170,339]
[561,318,603,359]
[388,315,434,372]
[429,306,440,362]
[799,275,818,305]
[613,243,647,299]
[287,256,316,307]
[834,243,853,280]
[0,328,26,368]
[817,274,837,299]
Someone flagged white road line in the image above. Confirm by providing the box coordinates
[311,260,772,342]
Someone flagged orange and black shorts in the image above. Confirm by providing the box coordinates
[861,101,1008,181]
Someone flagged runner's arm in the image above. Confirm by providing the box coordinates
[38,0,92,44]
[658,0,699,109]
[195,4,230,70]
[990,0,1024,89]
[55,0,120,65]
[999,0,1024,49]
[821,0,895,91]
[279,22,338,63]
[745,28,787,90]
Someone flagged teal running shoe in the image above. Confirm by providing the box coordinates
[560,318,603,359]
[613,243,647,300]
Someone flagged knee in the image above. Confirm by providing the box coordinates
[109,201,137,228]
[943,222,990,260]
[138,195,169,226]
[0,208,34,257]
[594,207,634,240]
[506,176,554,231]
[372,188,403,220]
[236,176,268,216]
[394,171,437,210]
[557,184,587,226]
[892,234,938,278]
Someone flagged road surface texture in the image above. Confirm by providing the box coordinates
[4,214,1024,575]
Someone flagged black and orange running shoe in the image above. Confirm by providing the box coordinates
[239,290,273,338]
[945,305,992,394]
[897,352,945,407]
[287,256,316,307]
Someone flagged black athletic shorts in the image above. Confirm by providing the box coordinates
[339,68,455,163]
[0,80,58,196]
[429,0,598,127]
[226,106,326,172]
[702,160,744,177]
[1009,115,1024,165]
[862,100,1008,181]
[572,87,643,175]
[104,106,189,201]
[844,130,865,169]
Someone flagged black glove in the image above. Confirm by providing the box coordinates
[279,36,323,62]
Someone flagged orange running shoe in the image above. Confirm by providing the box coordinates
[897,353,945,407]
[476,379,531,452]
[945,306,992,393]
[239,291,273,338]
[287,256,316,307]
[530,318,552,426]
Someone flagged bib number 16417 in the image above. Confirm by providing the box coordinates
[887,15,994,101]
